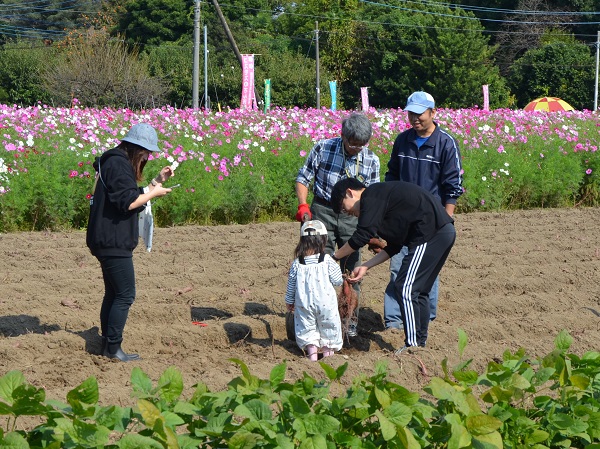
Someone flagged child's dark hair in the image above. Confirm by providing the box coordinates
[294,234,327,259]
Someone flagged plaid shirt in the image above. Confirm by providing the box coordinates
[296,137,381,202]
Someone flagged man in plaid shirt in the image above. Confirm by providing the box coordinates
[295,113,380,337]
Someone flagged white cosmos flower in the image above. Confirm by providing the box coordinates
[482,176,487,181]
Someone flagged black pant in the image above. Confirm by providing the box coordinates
[99,256,136,346]
[395,223,456,347]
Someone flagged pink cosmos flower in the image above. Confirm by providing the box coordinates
[586,169,592,175]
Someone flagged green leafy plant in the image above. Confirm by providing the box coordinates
[0,331,598,448]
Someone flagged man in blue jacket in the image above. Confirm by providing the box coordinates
[384,91,463,330]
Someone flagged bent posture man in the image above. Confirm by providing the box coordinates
[330,177,455,352]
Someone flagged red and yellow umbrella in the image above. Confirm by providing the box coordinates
[524,96,574,112]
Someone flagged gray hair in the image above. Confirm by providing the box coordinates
[341,113,372,144]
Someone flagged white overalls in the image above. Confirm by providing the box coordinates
[293,253,343,351]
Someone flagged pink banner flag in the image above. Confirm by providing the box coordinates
[241,55,257,110]
[361,87,369,111]
[483,84,489,111]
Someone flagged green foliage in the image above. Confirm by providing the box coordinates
[146,42,194,108]
[117,0,193,48]
[354,1,512,109]
[0,40,54,105]
[1,331,599,448]
[508,36,596,110]
[0,148,91,232]
[149,139,305,226]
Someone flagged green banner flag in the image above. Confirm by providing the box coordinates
[264,79,271,112]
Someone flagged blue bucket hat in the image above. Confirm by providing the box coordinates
[405,91,435,114]
[121,123,160,152]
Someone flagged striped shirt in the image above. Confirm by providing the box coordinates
[285,254,344,304]
[296,137,380,202]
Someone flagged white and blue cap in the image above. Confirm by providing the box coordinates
[300,220,328,237]
[121,123,160,152]
[405,91,435,114]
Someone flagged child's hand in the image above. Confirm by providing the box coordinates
[286,303,294,312]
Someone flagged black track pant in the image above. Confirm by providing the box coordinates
[394,223,456,347]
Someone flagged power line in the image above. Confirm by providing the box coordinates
[359,0,600,25]
[401,0,600,16]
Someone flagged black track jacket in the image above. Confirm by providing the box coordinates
[346,181,454,257]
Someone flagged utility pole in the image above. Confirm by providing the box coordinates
[211,0,262,106]
[315,21,320,110]
[204,25,209,110]
[594,30,599,111]
[192,0,200,109]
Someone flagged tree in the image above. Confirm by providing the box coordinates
[508,35,595,109]
[0,40,54,105]
[117,0,193,48]
[147,42,194,107]
[344,1,511,108]
[0,0,103,45]
[44,29,168,108]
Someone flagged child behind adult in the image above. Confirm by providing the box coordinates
[285,220,344,361]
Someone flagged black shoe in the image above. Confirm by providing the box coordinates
[103,343,141,362]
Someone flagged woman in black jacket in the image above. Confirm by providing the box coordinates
[87,123,174,361]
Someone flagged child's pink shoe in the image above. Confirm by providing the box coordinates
[322,347,334,357]
[305,344,318,362]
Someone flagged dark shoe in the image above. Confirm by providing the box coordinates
[103,343,141,362]
[394,345,411,355]
[100,337,141,360]
[394,345,424,355]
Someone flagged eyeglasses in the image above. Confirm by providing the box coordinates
[343,136,367,151]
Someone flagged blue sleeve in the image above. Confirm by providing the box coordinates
[440,134,463,205]
[296,142,322,187]
[365,154,381,186]
[385,135,402,182]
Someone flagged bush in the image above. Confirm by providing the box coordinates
[43,29,168,108]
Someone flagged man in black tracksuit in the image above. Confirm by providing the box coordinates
[330,177,455,352]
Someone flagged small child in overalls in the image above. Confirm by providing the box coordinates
[285,220,344,361]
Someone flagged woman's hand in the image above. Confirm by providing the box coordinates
[286,303,294,312]
[151,184,172,198]
[155,166,175,183]
[347,266,368,284]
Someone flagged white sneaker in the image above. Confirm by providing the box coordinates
[347,322,358,337]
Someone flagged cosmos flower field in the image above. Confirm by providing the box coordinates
[0,103,598,230]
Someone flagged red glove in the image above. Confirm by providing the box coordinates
[295,203,312,222]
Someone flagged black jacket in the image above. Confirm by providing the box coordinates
[86,148,145,258]
[347,181,454,256]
